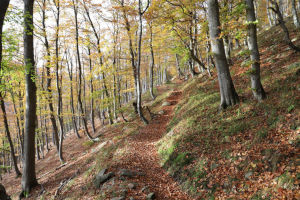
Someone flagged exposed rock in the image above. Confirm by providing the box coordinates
[119,169,137,177]
[291,38,297,42]
[0,184,11,200]
[158,110,164,115]
[147,192,156,199]
[94,172,115,188]
[128,183,136,189]
[244,171,253,179]
[91,141,108,153]
[162,102,171,106]
[98,168,107,177]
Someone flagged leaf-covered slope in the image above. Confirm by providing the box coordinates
[157,21,300,199]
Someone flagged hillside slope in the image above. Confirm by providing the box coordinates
[156,20,300,199]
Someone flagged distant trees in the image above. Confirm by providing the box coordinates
[0,0,21,177]
[270,0,300,52]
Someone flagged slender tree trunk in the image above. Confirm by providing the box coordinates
[66,55,80,138]
[88,47,96,133]
[245,0,266,101]
[175,54,184,78]
[292,0,300,28]
[22,0,39,194]
[148,21,156,100]
[136,0,150,124]
[41,0,60,153]
[73,0,98,141]
[53,0,64,162]
[207,0,239,109]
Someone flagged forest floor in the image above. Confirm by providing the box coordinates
[2,80,192,200]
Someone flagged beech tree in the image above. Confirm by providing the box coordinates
[207,0,239,109]
[245,0,266,100]
[21,0,38,194]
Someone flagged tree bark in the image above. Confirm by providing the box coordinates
[292,0,300,28]
[148,21,156,100]
[88,47,96,133]
[53,0,64,163]
[22,0,39,194]
[207,0,239,109]
[40,0,60,153]
[136,0,150,124]
[245,0,266,101]
[73,0,98,141]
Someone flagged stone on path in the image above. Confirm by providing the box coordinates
[162,101,171,106]
[94,171,114,188]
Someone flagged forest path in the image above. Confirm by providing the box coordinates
[2,82,192,200]
[108,87,192,200]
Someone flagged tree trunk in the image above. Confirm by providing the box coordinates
[136,0,149,124]
[22,0,39,194]
[88,47,96,133]
[73,0,98,141]
[41,0,60,153]
[66,53,80,138]
[292,0,300,28]
[0,99,21,177]
[207,0,239,109]
[245,0,266,101]
[175,54,184,78]
[148,21,156,100]
[53,0,64,163]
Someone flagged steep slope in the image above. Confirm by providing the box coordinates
[156,19,300,199]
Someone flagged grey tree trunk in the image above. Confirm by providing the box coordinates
[267,0,274,26]
[135,0,150,124]
[21,0,39,194]
[40,0,60,153]
[148,21,156,100]
[53,0,64,162]
[66,53,80,138]
[207,0,239,109]
[292,0,300,28]
[245,0,266,101]
[0,0,21,177]
[175,54,184,78]
[88,47,96,133]
[73,0,98,141]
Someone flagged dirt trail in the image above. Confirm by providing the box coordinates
[110,89,192,200]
